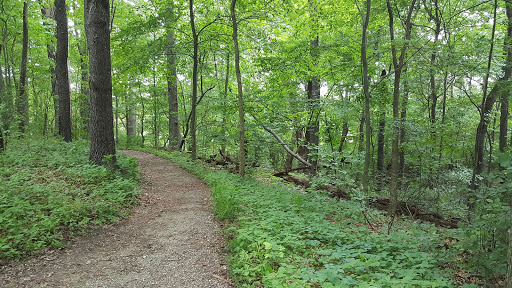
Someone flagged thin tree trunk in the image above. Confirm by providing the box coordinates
[360,0,371,193]
[400,75,409,177]
[55,0,72,142]
[0,44,4,151]
[189,0,198,159]
[221,51,230,155]
[387,0,416,214]
[376,110,385,192]
[471,0,499,190]
[231,0,246,176]
[17,1,29,134]
[85,0,116,165]
[338,122,349,153]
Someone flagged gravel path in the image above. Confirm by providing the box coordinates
[0,150,234,288]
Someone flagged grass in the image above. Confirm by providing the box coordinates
[141,148,455,287]
[0,138,140,263]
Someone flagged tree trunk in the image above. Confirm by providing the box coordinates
[500,1,512,153]
[400,75,409,178]
[361,0,371,193]
[387,0,416,214]
[471,0,501,189]
[376,110,385,192]
[126,93,137,144]
[55,0,72,142]
[338,122,349,153]
[231,0,246,176]
[189,0,198,159]
[0,44,4,151]
[85,0,116,165]
[77,34,89,138]
[17,1,29,134]
[221,51,230,155]
[167,9,180,151]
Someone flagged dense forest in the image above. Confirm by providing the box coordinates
[2,0,512,286]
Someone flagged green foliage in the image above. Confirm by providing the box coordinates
[0,138,140,262]
[455,152,512,278]
[151,149,452,287]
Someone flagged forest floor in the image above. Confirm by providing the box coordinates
[0,150,234,288]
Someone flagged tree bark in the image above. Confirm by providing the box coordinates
[189,0,198,159]
[76,32,89,138]
[55,0,72,142]
[376,110,385,192]
[387,0,416,214]
[471,0,500,189]
[221,51,230,155]
[17,1,29,134]
[360,0,371,193]
[85,0,116,165]
[167,6,180,151]
[231,0,246,176]
[500,0,512,153]
[337,122,349,153]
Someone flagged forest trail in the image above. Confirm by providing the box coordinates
[0,150,233,288]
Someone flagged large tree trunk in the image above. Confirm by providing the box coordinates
[189,0,198,159]
[85,0,116,165]
[231,0,246,176]
[387,0,416,214]
[55,0,72,142]
[167,9,180,151]
[17,1,29,134]
[360,0,371,193]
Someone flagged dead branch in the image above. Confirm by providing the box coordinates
[251,114,312,168]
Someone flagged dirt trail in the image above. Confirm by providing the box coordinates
[0,150,234,288]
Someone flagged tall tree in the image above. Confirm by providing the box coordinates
[471,0,504,189]
[387,0,416,214]
[500,0,512,153]
[306,0,320,174]
[167,4,180,151]
[17,1,29,134]
[358,0,371,193]
[189,0,198,159]
[85,0,116,164]
[231,0,246,176]
[55,0,71,142]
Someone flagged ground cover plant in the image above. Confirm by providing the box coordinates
[0,138,140,262]
[145,148,457,287]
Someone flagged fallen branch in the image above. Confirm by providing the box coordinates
[273,167,311,177]
[251,114,312,168]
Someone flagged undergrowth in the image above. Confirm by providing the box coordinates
[142,148,454,287]
[0,138,140,263]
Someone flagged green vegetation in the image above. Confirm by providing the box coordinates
[147,148,456,287]
[0,138,140,262]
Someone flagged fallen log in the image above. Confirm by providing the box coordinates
[273,167,311,177]
[273,174,460,228]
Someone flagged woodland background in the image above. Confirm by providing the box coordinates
[2,0,512,285]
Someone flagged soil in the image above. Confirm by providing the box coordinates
[0,150,235,288]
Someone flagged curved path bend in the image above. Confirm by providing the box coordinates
[0,150,233,288]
